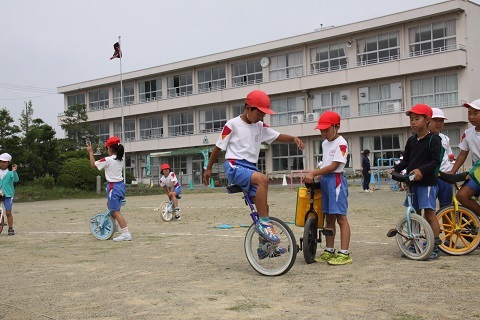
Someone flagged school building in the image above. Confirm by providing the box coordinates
[57,0,480,186]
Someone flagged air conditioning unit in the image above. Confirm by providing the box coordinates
[306,113,319,122]
[387,102,401,112]
[291,115,304,124]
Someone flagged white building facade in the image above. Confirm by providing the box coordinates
[58,0,480,185]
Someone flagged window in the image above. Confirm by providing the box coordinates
[269,51,303,81]
[357,32,399,65]
[409,20,456,56]
[139,79,162,102]
[114,119,135,142]
[67,93,85,107]
[167,74,193,97]
[113,84,134,106]
[270,97,304,126]
[232,59,263,87]
[443,128,460,158]
[358,82,402,116]
[198,67,226,93]
[140,116,163,140]
[411,74,458,108]
[168,111,194,137]
[313,91,350,119]
[199,107,227,133]
[310,43,347,73]
[361,134,404,168]
[313,138,352,169]
[93,123,109,145]
[125,155,135,176]
[88,89,109,111]
[272,143,304,171]
[232,105,244,118]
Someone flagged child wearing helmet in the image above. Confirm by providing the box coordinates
[203,90,304,246]
[87,136,132,241]
[0,153,19,236]
[159,163,182,220]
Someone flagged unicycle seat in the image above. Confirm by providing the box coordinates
[226,185,243,194]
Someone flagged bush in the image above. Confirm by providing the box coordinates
[58,158,99,191]
[34,175,55,190]
[57,174,76,188]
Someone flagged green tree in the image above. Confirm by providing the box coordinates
[60,103,94,145]
[0,108,21,152]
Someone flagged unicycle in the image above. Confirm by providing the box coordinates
[227,185,297,276]
[387,172,435,260]
[89,211,115,240]
[0,194,5,234]
[297,184,333,264]
[160,194,181,222]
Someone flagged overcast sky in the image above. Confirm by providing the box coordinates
[1,0,477,137]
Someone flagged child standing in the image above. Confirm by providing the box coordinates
[0,153,18,235]
[159,163,182,220]
[87,136,132,242]
[304,111,352,265]
[203,90,304,249]
[361,149,372,192]
[449,99,480,216]
[390,104,442,259]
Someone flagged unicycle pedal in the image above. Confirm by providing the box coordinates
[321,228,334,236]
[386,229,397,237]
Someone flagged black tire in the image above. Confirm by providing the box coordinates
[395,214,434,260]
[244,217,297,276]
[303,217,318,264]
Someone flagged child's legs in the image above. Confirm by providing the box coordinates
[250,171,269,217]
[411,185,439,237]
[362,172,370,190]
[324,214,336,248]
[112,211,127,229]
[423,208,440,237]
[336,215,351,251]
[107,182,127,228]
[172,185,182,208]
[457,180,480,216]
[4,197,13,228]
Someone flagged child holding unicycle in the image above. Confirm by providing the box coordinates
[87,136,132,242]
[159,163,182,220]
[0,153,18,236]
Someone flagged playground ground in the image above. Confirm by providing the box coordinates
[0,184,479,320]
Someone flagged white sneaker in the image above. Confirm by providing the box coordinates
[113,233,132,241]
[174,214,182,221]
[364,189,370,193]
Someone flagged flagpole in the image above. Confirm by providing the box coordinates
[118,35,126,183]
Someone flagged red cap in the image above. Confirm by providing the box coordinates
[104,136,121,147]
[406,104,432,117]
[245,90,275,115]
[160,163,170,170]
[315,111,341,130]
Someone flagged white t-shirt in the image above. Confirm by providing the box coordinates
[439,132,453,172]
[95,155,123,182]
[159,172,180,189]
[216,116,280,164]
[458,127,480,164]
[320,135,348,173]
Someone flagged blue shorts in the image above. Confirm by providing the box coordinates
[106,182,126,212]
[223,159,258,198]
[437,178,453,207]
[2,197,13,211]
[463,178,480,196]
[404,185,438,210]
[320,173,348,215]
[173,185,182,197]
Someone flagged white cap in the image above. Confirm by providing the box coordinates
[464,99,480,110]
[431,107,447,119]
[0,153,12,162]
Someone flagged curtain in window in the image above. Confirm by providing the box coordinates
[445,20,456,47]
[357,39,366,64]
[409,28,416,54]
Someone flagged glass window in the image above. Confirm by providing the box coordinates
[358,82,402,116]
[67,93,85,107]
[409,20,456,56]
[443,128,460,158]
[411,74,458,108]
[361,134,404,167]
[139,79,162,102]
[272,143,304,171]
[232,105,244,118]
[232,59,263,87]
[310,43,348,74]
[93,123,109,145]
[113,84,134,106]
[88,89,109,111]
[140,116,163,140]
[312,91,350,119]
[270,97,304,126]
[167,73,193,98]
[357,31,399,65]
[168,111,194,137]
[114,119,135,142]
[269,51,303,81]
[199,107,227,133]
[198,67,226,93]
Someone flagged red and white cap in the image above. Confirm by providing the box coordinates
[245,90,275,115]
[431,107,447,119]
[463,99,480,110]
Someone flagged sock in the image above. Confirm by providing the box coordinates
[259,217,270,223]
[325,248,335,253]
[339,249,349,255]
[121,227,129,235]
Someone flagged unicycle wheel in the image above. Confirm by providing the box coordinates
[303,217,318,264]
[437,206,480,255]
[0,214,4,234]
[160,201,174,222]
[395,214,434,260]
[89,213,115,240]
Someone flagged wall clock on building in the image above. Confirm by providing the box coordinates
[260,57,270,68]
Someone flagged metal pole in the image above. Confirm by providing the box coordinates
[119,35,126,183]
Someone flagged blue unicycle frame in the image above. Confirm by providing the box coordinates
[89,211,115,240]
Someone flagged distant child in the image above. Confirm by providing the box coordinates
[361,149,372,192]
[304,111,352,265]
[159,163,182,220]
[87,136,132,242]
[429,108,454,207]
[203,90,304,253]
[449,99,480,216]
[0,153,19,235]
[389,104,442,259]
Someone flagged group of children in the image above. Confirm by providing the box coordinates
[3,90,480,264]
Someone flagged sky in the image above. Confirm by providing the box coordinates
[1,0,476,138]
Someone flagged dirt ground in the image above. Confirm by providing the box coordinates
[1,184,479,320]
